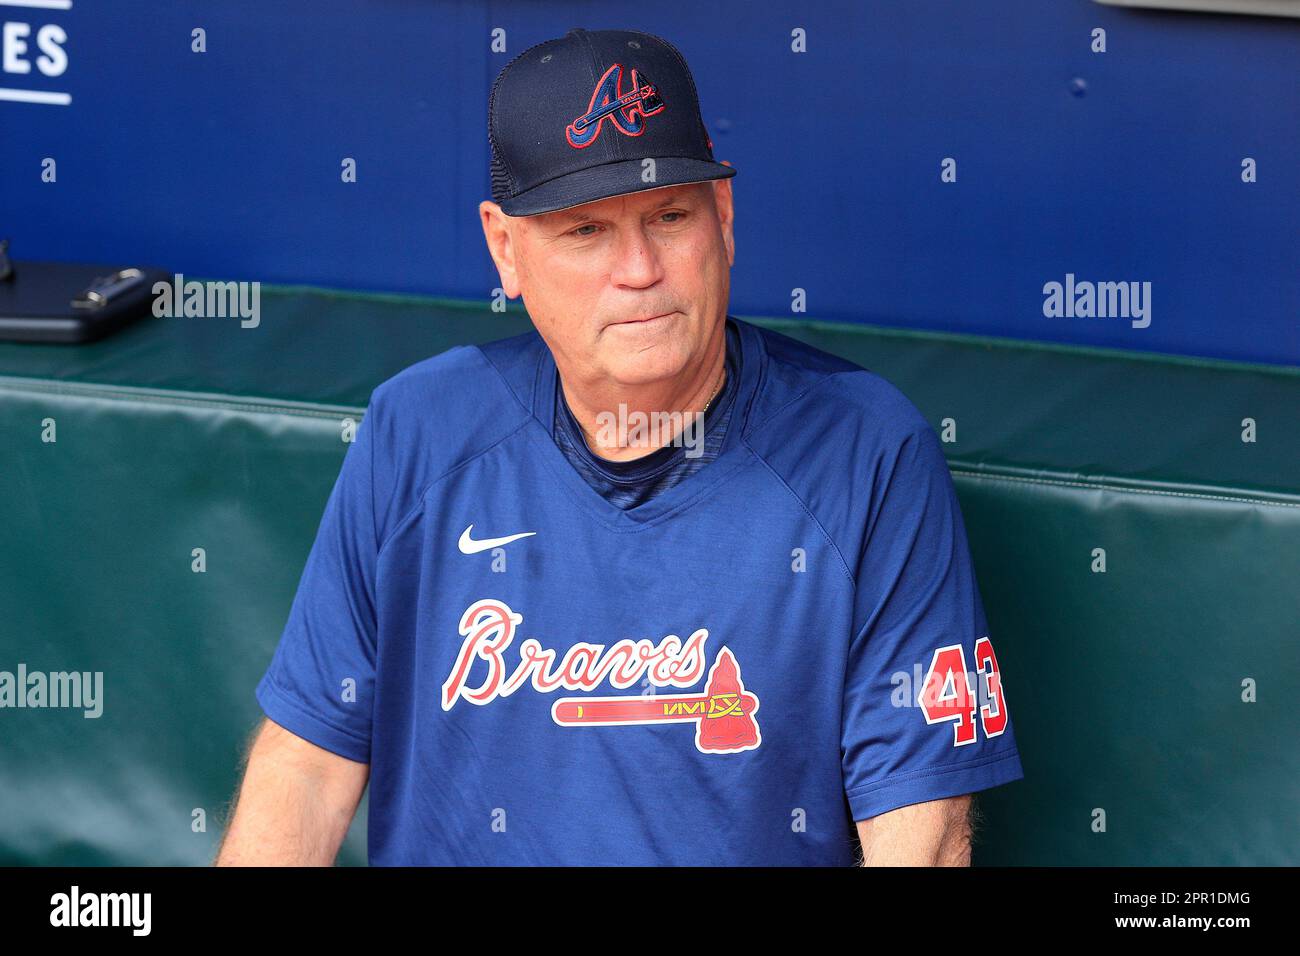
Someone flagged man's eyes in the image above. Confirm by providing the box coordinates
[568,211,686,238]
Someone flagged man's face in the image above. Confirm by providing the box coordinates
[480,178,735,388]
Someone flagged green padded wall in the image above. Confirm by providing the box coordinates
[1,286,1296,865]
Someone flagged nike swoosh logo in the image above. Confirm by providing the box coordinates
[458,525,537,555]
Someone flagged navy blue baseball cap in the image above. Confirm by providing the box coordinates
[489,27,736,217]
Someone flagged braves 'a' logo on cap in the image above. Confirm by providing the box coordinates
[566,63,666,149]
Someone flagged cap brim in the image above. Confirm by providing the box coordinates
[499,157,736,217]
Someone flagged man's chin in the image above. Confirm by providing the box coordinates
[601,351,690,389]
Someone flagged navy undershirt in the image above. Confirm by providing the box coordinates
[553,320,741,511]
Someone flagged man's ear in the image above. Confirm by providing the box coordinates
[711,176,735,268]
[479,200,522,299]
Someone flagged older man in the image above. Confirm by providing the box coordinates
[217,27,1023,867]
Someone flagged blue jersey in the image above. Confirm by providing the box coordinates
[256,315,1025,865]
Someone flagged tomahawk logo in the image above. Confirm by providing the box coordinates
[441,599,761,755]
[566,63,665,148]
[553,648,761,755]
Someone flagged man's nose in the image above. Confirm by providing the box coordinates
[608,225,663,288]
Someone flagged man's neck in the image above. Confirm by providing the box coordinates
[559,325,727,463]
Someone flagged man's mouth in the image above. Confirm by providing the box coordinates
[609,311,675,327]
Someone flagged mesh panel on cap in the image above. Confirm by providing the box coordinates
[488,44,537,204]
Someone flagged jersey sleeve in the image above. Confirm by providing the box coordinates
[842,423,1024,822]
[254,402,380,764]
